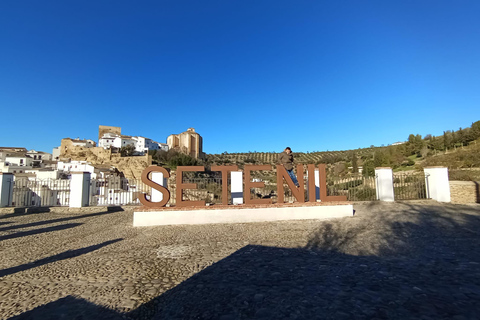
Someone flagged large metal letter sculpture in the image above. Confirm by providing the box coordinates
[139,166,170,207]
[176,166,206,207]
[317,164,347,202]
[307,164,317,202]
[276,164,305,203]
[244,165,272,205]
[211,165,239,205]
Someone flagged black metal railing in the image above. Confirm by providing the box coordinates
[11,178,70,207]
[327,174,377,201]
[393,172,428,200]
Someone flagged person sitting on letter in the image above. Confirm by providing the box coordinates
[278,147,300,188]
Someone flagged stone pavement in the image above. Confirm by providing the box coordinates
[1,201,480,319]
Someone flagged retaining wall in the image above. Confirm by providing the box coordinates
[449,181,480,204]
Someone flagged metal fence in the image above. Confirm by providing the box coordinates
[6,173,383,208]
[327,174,377,201]
[169,178,227,205]
[11,178,70,207]
[90,177,150,206]
[393,172,429,200]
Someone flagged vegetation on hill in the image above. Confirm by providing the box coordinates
[205,120,480,179]
[150,149,198,169]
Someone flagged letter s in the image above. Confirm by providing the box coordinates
[139,166,170,208]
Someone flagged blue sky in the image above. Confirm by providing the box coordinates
[1,1,479,154]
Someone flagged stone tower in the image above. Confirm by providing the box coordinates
[167,128,204,159]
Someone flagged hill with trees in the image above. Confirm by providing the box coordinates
[204,120,480,179]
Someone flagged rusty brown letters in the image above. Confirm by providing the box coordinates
[140,164,346,207]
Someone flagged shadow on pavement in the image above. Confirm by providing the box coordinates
[8,295,124,320]
[0,239,123,278]
[130,203,480,319]
[0,209,44,220]
[0,211,111,233]
[0,223,82,242]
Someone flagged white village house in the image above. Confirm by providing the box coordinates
[98,133,167,154]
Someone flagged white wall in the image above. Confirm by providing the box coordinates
[52,147,60,160]
[57,161,98,178]
[25,169,61,180]
[0,162,32,173]
[158,143,169,151]
[5,155,33,167]
[27,150,52,161]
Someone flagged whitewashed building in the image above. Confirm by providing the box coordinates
[4,153,33,167]
[0,162,31,174]
[57,160,112,179]
[99,133,167,154]
[99,133,135,150]
[24,169,62,180]
[26,150,52,168]
[52,147,61,160]
[70,139,96,148]
[158,143,169,152]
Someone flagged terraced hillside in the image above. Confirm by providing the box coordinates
[206,147,382,166]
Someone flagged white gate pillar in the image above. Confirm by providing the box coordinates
[70,172,91,207]
[375,167,395,202]
[231,171,243,205]
[424,167,451,202]
[0,173,14,207]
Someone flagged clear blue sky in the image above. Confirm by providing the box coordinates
[1,1,479,154]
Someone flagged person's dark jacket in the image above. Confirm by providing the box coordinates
[278,151,294,170]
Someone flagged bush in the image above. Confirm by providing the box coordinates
[449,169,480,181]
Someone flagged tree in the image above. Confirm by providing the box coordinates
[120,144,135,157]
[362,160,375,177]
[471,121,480,140]
[444,131,452,150]
[351,152,358,174]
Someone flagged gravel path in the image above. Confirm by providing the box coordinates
[1,201,480,319]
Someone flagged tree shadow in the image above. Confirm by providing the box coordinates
[0,223,82,242]
[0,211,112,233]
[0,239,123,278]
[128,203,480,319]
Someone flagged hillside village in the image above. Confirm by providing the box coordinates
[0,126,204,180]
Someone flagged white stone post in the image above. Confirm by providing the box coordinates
[70,172,91,208]
[231,171,243,205]
[151,171,167,203]
[375,167,395,202]
[307,169,321,201]
[424,167,451,202]
[0,173,14,207]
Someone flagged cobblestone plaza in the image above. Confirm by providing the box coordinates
[1,202,480,319]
